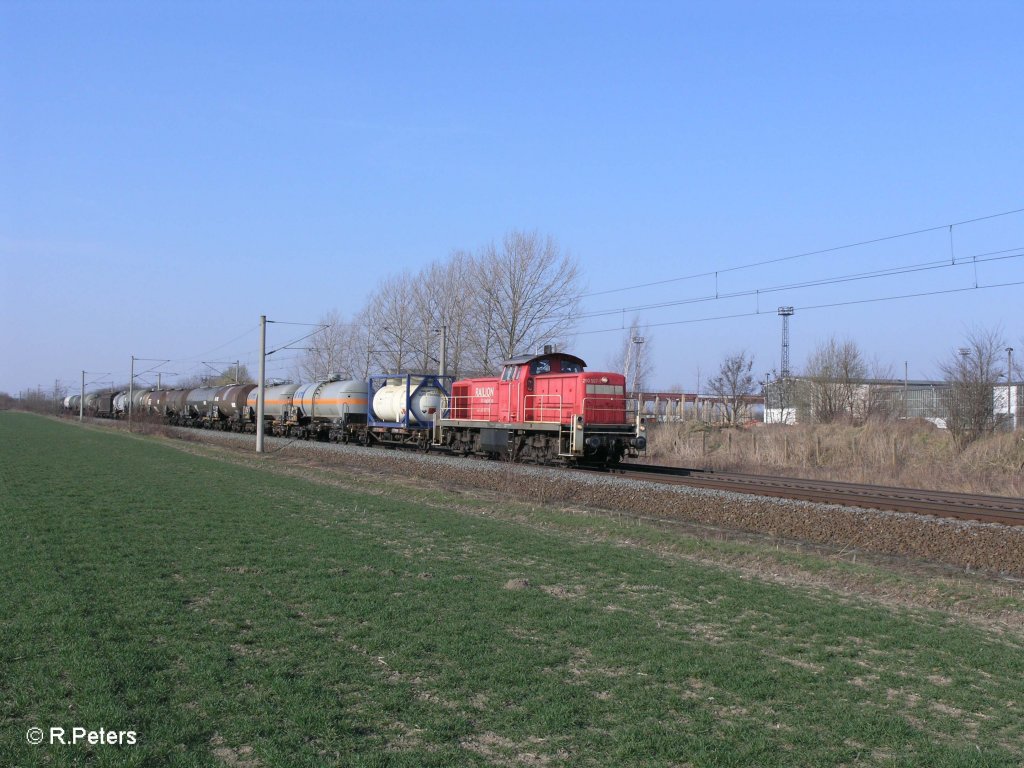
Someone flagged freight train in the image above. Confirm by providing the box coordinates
[64,349,647,465]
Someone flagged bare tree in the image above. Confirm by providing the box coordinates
[707,350,757,425]
[939,327,1006,449]
[409,252,476,378]
[606,316,654,394]
[803,337,868,423]
[296,310,359,381]
[864,358,898,422]
[342,230,581,378]
[467,230,581,371]
[363,272,421,373]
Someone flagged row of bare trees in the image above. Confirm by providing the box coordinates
[696,326,1018,450]
[296,230,582,380]
[795,327,1016,448]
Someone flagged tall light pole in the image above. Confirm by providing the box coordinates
[437,324,447,378]
[1008,347,1015,429]
[631,336,645,398]
[777,307,795,420]
[904,361,909,419]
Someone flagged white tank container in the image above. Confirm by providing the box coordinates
[113,393,129,413]
[372,381,445,424]
[294,379,368,420]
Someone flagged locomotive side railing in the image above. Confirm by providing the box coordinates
[447,392,568,424]
[523,393,565,423]
[447,392,500,421]
[448,392,637,427]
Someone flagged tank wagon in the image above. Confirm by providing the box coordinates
[287,378,367,441]
[211,384,256,424]
[132,389,152,414]
[247,383,301,428]
[113,392,130,416]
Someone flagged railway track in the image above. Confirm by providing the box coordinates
[611,463,1024,527]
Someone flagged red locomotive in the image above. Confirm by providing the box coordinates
[443,347,646,465]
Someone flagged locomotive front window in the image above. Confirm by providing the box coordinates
[586,384,624,395]
[530,359,551,375]
[501,366,514,381]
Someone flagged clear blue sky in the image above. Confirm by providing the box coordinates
[2,1,1022,395]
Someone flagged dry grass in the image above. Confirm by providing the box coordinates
[646,419,1024,497]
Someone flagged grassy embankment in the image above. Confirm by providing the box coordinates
[2,412,1023,767]
[646,420,1024,497]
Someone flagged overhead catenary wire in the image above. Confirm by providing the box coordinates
[581,206,1024,298]
[575,246,1024,321]
[573,278,1024,336]
[166,324,260,365]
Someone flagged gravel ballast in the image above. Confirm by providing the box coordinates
[170,427,1024,578]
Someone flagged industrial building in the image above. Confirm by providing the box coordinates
[763,377,1020,430]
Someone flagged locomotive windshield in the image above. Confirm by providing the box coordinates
[529,357,584,375]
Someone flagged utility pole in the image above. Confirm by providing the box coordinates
[81,370,110,422]
[128,355,135,432]
[257,315,266,453]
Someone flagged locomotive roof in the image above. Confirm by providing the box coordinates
[502,352,587,368]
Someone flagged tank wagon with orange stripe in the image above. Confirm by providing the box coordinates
[285,378,369,441]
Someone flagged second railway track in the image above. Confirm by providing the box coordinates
[610,463,1024,527]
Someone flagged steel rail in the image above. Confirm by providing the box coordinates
[610,463,1024,526]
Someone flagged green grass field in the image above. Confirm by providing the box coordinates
[2,412,1023,767]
